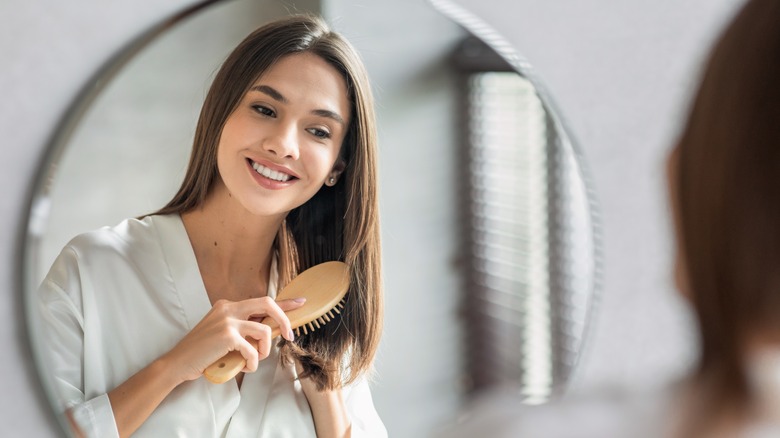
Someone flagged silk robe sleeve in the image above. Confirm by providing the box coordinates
[343,375,387,437]
[37,245,120,438]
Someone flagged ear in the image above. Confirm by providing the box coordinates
[325,158,346,187]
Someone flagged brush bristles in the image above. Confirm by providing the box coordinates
[290,297,346,339]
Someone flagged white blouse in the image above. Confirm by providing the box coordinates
[36,214,386,438]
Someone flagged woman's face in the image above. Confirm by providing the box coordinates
[215,52,350,218]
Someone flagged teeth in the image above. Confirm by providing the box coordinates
[251,161,291,182]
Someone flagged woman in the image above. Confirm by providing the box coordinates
[440,0,780,436]
[669,0,780,434]
[38,14,385,438]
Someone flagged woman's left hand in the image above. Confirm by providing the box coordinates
[295,362,351,438]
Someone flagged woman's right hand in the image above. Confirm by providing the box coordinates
[160,296,306,384]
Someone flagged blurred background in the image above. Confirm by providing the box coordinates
[0,0,745,436]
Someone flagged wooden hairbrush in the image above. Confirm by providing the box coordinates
[203,261,349,384]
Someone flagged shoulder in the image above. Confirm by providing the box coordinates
[44,214,177,287]
[65,215,165,259]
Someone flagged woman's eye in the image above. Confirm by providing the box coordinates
[307,128,331,139]
[252,105,275,117]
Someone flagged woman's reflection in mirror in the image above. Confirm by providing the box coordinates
[36,14,385,438]
[439,0,780,436]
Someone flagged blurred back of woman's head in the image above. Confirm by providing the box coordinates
[671,0,780,433]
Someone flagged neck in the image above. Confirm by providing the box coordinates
[181,182,286,299]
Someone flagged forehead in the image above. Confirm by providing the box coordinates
[251,53,350,119]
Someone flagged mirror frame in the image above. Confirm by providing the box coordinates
[428,0,603,391]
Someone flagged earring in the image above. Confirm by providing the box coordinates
[328,176,336,185]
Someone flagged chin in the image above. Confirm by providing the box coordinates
[241,198,306,219]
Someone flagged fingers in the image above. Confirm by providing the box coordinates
[213,322,272,375]
[239,296,306,316]
[175,297,307,382]
[234,321,275,372]
[257,331,271,362]
[277,297,307,311]
[211,297,306,347]
[241,297,305,342]
[238,321,271,358]
[235,335,260,372]
[274,299,306,341]
[259,298,295,342]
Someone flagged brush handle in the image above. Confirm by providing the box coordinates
[202,317,281,384]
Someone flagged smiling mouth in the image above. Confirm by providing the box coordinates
[248,159,296,182]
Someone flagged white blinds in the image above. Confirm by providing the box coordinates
[466,72,553,403]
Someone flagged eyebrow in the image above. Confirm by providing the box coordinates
[250,84,346,126]
[312,109,345,126]
[251,85,287,104]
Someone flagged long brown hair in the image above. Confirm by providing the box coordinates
[154,15,382,390]
[672,0,780,432]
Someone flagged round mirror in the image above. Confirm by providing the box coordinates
[22,0,600,436]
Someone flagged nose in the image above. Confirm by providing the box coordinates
[262,122,299,160]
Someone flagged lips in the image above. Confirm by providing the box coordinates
[246,159,298,183]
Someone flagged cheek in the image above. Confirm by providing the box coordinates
[215,139,230,175]
[219,113,253,150]
[214,138,243,186]
[216,122,248,167]
[304,146,341,177]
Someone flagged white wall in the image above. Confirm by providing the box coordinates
[2,3,196,435]
[0,0,747,436]
[323,2,465,436]
[449,0,745,392]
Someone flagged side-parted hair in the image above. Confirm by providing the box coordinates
[154,14,382,390]
[672,0,780,432]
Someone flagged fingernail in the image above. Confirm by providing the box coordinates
[293,297,306,303]
[288,330,295,341]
